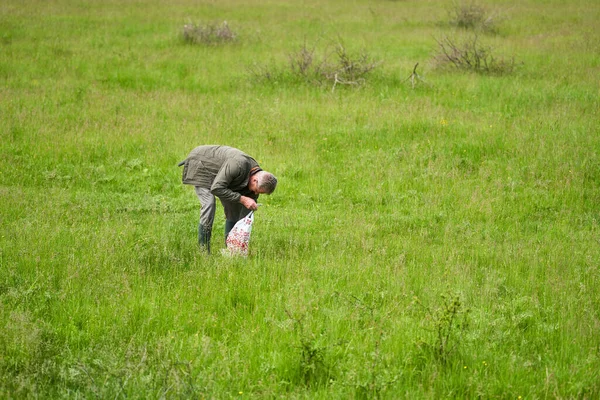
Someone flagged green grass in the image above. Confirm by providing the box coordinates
[1,0,599,398]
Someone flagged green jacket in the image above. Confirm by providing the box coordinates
[178,145,260,203]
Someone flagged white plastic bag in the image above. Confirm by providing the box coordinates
[224,211,254,257]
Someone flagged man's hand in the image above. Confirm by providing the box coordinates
[239,196,258,211]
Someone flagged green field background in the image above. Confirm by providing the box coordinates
[1,0,599,398]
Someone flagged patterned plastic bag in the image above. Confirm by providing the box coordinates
[225,211,254,257]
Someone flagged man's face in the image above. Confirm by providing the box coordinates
[248,176,262,196]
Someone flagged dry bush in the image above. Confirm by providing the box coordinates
[287,41,381,89]
[448,2,500,33]
[433,35,516,75]
[247,41,381,90]
[182,21,236,45]
[246,64,273,81]
[288,42,325,81]
[327,43,380,83]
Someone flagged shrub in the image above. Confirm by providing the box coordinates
[285,310,334,387]
[248,41,381,90]
[182,21,236,45]
[326,43,380,85]
[433,34,517,75]
[289,42,319,78]
[288,41,381,89]
[414,293,470,365]
[448,2,500,33]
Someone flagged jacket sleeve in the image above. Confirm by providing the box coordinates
[210,158,244,203]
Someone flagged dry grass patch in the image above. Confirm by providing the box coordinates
[448,1,502,33]
[182,21,236,45]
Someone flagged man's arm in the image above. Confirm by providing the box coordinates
[239,196,258,211]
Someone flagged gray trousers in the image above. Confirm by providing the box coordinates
[194,187,251,231]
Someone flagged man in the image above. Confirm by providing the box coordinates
[178,145,277,253]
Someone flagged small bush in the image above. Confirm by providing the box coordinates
[448,2,500,33]
[433,34,517,75]
[288,41,381,89]
[285,310,334,387]
[327,43,380,84]
[414,293,470,365]
[248,41,380,90]
[246,62,286,83]
[182,21,236,45]
[289,43,320,78]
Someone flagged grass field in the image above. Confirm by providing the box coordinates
[1,0,599,398]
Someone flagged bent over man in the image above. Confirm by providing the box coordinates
[178,145,277,253]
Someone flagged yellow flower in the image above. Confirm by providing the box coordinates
[440,119,448,126]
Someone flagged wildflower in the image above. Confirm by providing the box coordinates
[440,118,448,126]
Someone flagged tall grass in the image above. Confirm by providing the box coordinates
[1,0,599,398]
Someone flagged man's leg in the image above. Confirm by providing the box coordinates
[221,200,252,243]
[194,187,216,253]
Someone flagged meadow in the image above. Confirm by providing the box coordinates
[1,0,599,398]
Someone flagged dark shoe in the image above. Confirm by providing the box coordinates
[199,225,212,254]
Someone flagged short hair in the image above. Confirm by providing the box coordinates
[256,171,278,194]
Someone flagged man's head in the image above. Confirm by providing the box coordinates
[248,171,278,195]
